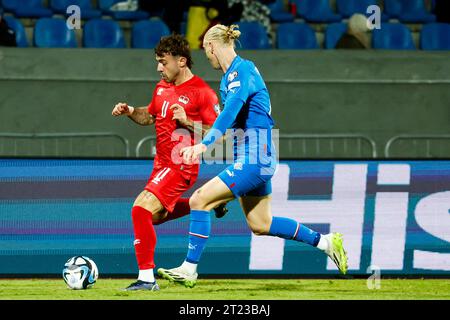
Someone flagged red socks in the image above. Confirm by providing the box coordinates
[131,206,156,270]
[131,198,191,269]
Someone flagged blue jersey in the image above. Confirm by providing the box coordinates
[219,55,274,131]
[202,55,276,197]
[202,56,276,164]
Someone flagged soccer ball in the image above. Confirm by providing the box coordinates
[62,256,98,290]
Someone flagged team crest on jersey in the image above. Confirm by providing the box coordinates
[214,104,221,115]
[157,88,164,95]
[233,162,243,171]
[178,95,190,105]
[228,71,238,82]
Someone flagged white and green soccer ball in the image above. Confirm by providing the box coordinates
[62,256,98,290]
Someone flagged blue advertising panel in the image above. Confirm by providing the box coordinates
[0,159,449,276]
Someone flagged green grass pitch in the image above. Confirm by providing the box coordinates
[0,278,449,300]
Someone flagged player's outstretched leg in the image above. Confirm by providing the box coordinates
[157,263,198,288]
[243,196,348,275]
[319,233,348,275]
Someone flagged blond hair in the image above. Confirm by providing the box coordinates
[204,24,241,46]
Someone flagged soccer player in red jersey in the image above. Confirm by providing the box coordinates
[112,34,226,291]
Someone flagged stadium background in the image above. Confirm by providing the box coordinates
[0,0,449,279]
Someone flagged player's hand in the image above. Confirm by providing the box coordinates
[180,143,207,164]
[112,103,134,116]
[170,104,188,126]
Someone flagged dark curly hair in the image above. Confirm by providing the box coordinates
[155,34,193,69]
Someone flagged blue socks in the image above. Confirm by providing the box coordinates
[185,212,319,266]
[269,216,321,247]
[186,210,211,264]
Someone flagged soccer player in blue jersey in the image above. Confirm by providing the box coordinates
[157,24,348,287]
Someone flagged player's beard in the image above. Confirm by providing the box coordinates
[160,73,168,82]
[161,72,175,83]
[162,70,181,84]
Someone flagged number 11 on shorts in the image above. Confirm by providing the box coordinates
[151,167,171,185]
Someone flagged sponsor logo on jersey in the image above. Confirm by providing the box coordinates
[178,95,190,105]
[228,71,238,82]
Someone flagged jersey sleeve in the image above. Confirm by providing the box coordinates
[147,86,158,116]
[201,96,245,147]
[223,65,250,104]
[147,101,155,116]
[198,88,220,126]
[201,65,250,147]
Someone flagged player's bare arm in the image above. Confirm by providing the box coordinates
[128,107,156,126]
[112,102,155,126]
[170,104,211,136]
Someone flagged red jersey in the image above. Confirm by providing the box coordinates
[147,75,219,176]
